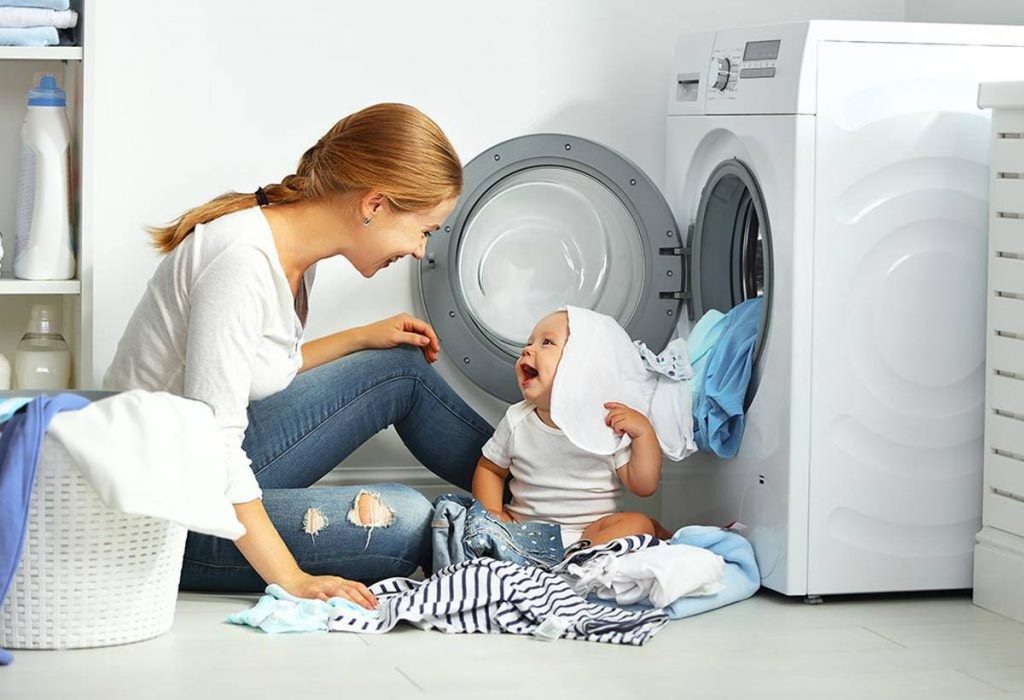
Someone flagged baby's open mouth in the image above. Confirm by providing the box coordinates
[521,364,539,381]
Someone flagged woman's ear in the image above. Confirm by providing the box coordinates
[361,191,388,220]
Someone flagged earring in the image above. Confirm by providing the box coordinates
[362,216,372,226]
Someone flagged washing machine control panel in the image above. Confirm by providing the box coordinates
[708,39,781,101]
[708,49,741,98]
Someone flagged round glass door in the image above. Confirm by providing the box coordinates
[420,134,684,402]
[457,166,647,356]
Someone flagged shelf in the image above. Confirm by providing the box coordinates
[0,46,82,61]
[0,277,80,295]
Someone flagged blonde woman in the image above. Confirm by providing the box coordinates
[105,104,492,608]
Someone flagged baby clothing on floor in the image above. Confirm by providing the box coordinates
[431,493,564,571]
[550,305,698,461]
[556,534,725,608]
[226,584,371,634]
[47,390,245,539]
[482,400,627,545]
[327,558,669,645]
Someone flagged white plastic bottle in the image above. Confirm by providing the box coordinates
[0,352,10,390]
[14,305,71,390]
[13,74,75,281]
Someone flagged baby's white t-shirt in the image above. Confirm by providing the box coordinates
[482,401,630,546]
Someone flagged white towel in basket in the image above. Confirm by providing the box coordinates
[48,391,245,539]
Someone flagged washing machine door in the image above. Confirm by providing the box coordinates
[419,134,685,403]
[688,158,773,404]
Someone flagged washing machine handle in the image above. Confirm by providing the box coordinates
[658,239,693,319]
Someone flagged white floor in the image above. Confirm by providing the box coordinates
[3,591,1024,699]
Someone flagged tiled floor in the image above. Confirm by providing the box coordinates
[3,591,1024,699]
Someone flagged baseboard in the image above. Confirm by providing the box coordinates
[974,526,1024,623]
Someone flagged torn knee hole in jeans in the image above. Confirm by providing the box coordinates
[301,491,395,547]
[348,490,395,548]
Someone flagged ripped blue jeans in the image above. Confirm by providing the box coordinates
[179,346,494,591]
[431,494,565,571]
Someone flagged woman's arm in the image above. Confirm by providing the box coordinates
[233,500,377,606]
[300,313,441,372]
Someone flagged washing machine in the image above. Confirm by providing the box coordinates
[419,20,1024,597]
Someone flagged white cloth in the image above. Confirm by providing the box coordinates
[482,400,629,538]
[549,306,697,461]
[0,7,76,28]
[48,391,246,540]
[562,542,725,608]
[104,207,314,504]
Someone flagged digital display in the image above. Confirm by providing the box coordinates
[743,39,781,61]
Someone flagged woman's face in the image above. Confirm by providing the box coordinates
[353,196,457,278]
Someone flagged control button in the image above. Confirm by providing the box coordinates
[710,56,731,91]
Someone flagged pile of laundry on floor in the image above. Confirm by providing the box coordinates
[0,1,78,47]
[228,499,760,646]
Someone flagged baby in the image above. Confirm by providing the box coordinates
[472,310,668,550]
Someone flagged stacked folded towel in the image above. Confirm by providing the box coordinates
[0,0,77,47]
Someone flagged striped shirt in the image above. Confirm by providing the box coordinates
[328,557,668,646]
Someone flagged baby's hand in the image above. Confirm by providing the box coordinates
[603,402,653,440]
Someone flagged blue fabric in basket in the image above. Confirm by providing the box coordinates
[0,394,88,666]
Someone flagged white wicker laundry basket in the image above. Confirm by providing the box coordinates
[0,433,187,650]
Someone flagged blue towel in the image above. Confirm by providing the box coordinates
[0,26,58,47]
[0,0,68,10]
[692,298,762,458]
[226,584,374,634]
[0,393,89,665]
[662,526,760,619]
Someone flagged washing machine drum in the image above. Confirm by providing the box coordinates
[419,134,686,403]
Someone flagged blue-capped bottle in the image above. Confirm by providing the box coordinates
[13,74,75,281]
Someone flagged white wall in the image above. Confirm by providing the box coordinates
[89,0,904,476]
[906,0,1024,24]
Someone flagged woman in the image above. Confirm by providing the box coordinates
[105,104,493,608]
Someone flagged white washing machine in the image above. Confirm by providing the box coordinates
[661,21,1024,597]
[418,20,1024,598]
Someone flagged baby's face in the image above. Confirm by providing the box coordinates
[516,311,569,409]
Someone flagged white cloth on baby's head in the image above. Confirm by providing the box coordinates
[549,306,697,461]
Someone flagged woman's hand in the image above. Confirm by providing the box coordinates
[604,402,654,440]
[280,571,379,609]
[356,313,440,363]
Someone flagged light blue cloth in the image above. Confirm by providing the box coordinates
[0,398,32,426]
[0,26,58,46]
[0,0,68,10]
[0,393,89,665]
[687,309,727,404]
[662,526,760,619]
[226,583,376,634]
[692,298,762,458]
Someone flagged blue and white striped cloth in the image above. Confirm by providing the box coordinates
[328,557,669,645]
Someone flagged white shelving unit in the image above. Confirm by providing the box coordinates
[0,1,89,388]
[974,80,1024,625]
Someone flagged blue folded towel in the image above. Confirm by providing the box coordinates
[0,0,68,10]
[0,26,58,47]
[693,297,763,458]
[227,583,375,634]
[0,393,89,665]
[663,525,760,618]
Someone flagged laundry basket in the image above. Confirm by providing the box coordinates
[0,431,187,650]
